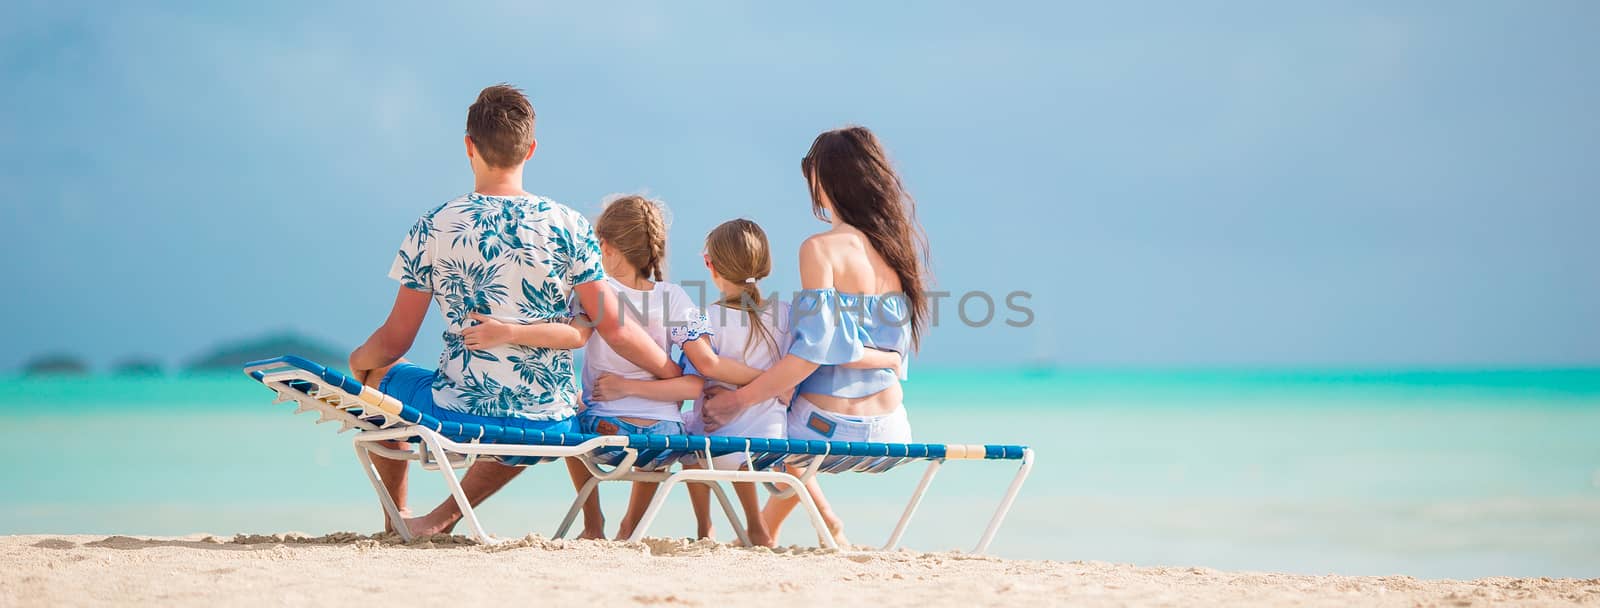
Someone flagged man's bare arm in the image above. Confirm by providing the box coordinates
[574,281,680,378]
[349,287,431,383]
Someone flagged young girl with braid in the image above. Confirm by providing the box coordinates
[478,194,703,540]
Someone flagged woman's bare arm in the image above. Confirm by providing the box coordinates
[840,348,900,370]
[706,238,831,416]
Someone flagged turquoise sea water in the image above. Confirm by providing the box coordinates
[2,368,1597,579]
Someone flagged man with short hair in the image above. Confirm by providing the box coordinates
[348,84,678,535]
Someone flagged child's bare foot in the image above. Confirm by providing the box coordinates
[577,526,606,541]
[613,524,636,542]
[747,528,775,548]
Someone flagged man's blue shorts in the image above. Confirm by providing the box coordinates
[378,363,579,466]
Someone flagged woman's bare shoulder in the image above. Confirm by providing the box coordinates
[801,228,886,292]
[801,228,867,256]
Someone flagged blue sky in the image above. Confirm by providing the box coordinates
[2,1,1596,369]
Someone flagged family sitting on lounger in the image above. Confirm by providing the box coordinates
[346,84,928,547]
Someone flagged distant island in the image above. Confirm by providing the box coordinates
[10,333,349,376]
[184,332,347,373]
[111,357,165,376]
[22,354,90,376]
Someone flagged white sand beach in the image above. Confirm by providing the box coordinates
[1,533,1593,607]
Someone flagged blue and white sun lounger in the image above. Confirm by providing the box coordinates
[243,355,1035,553]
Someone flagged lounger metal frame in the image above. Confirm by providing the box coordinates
[244,357,1034,554]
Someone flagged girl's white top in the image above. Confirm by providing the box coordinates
[579,277,699,422]
[673,300,793,438]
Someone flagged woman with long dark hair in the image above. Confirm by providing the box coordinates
[701,126,930,545]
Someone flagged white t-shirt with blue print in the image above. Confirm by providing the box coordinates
[388,192,605,422]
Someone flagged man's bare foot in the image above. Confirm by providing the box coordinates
[384,509,414,534]
[402,512,458,538]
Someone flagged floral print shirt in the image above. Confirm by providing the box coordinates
[388,192,604,421]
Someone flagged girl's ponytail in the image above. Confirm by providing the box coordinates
[705,220,777,359]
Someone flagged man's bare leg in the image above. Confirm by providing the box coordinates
[358,360,412,531]
[563,457,606,539]
[403,459,525,537]
[373,440,412,532]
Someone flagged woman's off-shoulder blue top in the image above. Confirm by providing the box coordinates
[787,288,911,398]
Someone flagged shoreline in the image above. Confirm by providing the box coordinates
[2,534,1594,607]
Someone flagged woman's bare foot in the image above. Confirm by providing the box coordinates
[823,516,849,548]
[829,528,851,548]
[762,506,847,547]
